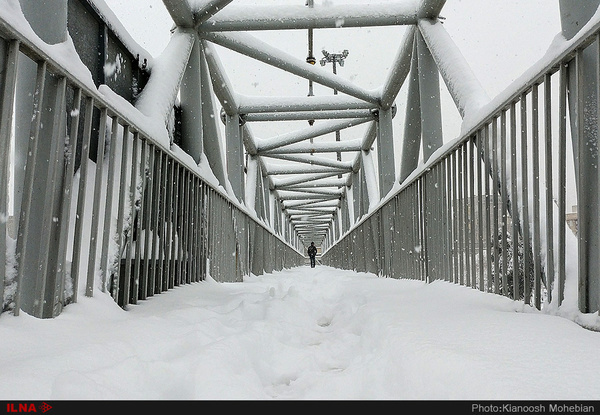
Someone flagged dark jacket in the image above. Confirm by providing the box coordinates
[307,245,317,257]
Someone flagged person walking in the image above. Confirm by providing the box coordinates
[307,242,317,268]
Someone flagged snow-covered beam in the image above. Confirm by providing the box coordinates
[278,188,343,196]
[381,25,416,111]
[361,150,380,211]
[265,165,351,175]
[262,153,354,170]
[261,140,361,155]
[202,41,260,155]
[135,29,195,136]
[292,219,334,224]
[418,0,447,18]
[416,30,442,162]
[290,210,333,216]
[297,229,330,234]
[295,223,331,229]
[245,155,259,213]
[238,95,375,114]
[257,117,372,152]
[200,31,380,104]
[418,19,489,118]
[162,0,195,28]
[288,203,338,211]
[279,188,344,197]
[244,109,375,122]
[360,121,378,151]
[284,199,340,208]
[193,0,235,22]
[271,172,343,188]
[289,211,335,217]
[201,41,238,115]
[398,47,422,183]
[180,38,204,163]
[277,194,340,201]
[198,43,227,187]
[196,3,419,31]
[277,178,347,189]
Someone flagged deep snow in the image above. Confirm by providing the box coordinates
[1,265,600,400]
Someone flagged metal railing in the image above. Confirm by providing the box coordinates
[323,18,600,313]
[0,12,303,318]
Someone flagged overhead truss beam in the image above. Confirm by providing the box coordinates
[196,2,420,32]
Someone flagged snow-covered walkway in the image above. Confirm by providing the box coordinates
[1,266,600,400]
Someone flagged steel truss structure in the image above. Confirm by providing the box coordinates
[1,0,600,319]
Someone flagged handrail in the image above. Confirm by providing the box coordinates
[0,9,303,318]
[323,14,600,314]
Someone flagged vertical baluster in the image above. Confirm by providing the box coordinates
[510,101,520,300]
[452,150,460,284]
[544,73,555,305]
[557,63,567,306]
[14,60,46,316]
[55,87,82,315]
[521,92,531,304]
[491,117,500,294]
[484,124,492,292]
[36,76,67,318]
[186,170,194,283]
[99,117,120,294]
[71,96,94,304]
[113,124,131,304]
[477,131,484,291]
[132,139,147,304]
[123,132,140,307]
[531,84,542,309]
[140,143,155,300]
[456,145,464,285]
[597,34,600,311]
[500,109,509,296]
[469,136,476,288]
[86,108,108,298]
[155,152,165,292]
[164,158,174,289]
[0,40,19,312]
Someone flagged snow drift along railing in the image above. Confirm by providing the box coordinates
[0,12,303,318]
[323,15,600,314]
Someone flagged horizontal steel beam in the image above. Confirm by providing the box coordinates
[275,178,348,189]
[284,190,343,197]
[278,188,344,196]
[271,172,344,188]
[289,214,333,219]
[258,117,372,152]
[244,109,375,122]
[197,3,419,31]
[277,194,340,201]
[265,165,351,175]
[238,95,376,114]
[288,211,335,217]
[260,139,362,155]
[262,153,354,169]
[283,199,340,208]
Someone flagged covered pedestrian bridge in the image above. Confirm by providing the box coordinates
[1,0,600,325]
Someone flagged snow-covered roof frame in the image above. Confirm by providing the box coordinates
[155,0,489,247]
